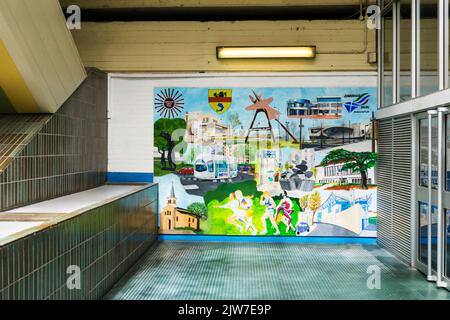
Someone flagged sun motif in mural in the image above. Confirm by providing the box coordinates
[155,88,184,118]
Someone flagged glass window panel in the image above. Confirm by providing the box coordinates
[383,8,394,107]
[418,201,438,270]
[420,0,439,95]
[400,0,412,102]
[419,118,438,188]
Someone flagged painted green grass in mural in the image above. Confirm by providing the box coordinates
[201,180,303,236]
[278,141,300,149]
[204,180,262,205]
[202,198,302,236]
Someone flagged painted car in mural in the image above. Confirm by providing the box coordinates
[153,86,378,238]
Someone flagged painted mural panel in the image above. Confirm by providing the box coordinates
[154,87,377,238]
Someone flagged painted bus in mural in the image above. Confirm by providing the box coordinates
[194,155,238,180]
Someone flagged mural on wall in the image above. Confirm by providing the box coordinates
[154,86,378,238]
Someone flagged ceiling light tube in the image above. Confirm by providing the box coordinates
[217,46,316,59]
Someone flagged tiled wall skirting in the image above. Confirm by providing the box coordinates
[0,184,158,300]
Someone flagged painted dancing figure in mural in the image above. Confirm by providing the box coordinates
[276,191,296,232]
[260,191,280,235]
[220,192,250,233]
[234,190,257,235]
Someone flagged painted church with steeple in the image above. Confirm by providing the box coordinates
[159,184,198,233]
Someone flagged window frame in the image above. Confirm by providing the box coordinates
[378,0,449,108]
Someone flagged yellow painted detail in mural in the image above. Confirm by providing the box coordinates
[208,89,232,114]
[0,40,39,113]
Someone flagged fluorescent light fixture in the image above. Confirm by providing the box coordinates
[217,46,316,59]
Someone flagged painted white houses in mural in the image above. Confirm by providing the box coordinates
[184,112,231,144]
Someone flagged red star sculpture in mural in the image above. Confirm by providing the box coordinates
[244,91,298,144]
[246,92,280,121]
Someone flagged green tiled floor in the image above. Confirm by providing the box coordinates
[105,241,450,300]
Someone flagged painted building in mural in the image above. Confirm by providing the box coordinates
[309,123,371,141]
[153,86,378,238]
[316,163,375,185]
[287,96,343,119]
[184,111,232,144]
[160,184,199,233]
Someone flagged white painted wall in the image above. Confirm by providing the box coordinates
[109,77,155,174]
[108,72,377,176]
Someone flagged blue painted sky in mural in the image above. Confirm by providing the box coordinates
[154,87,377,138]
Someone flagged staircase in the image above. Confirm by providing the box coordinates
[0,0,86,114]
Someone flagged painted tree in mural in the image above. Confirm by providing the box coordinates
[187,202,208,231]
[308,191,321,225]
[227,112,242,131]
[154,118,187,171]
[299,195,309,213]
[188,147,196,164]
[310,167,318,180]
[320,149,377,190]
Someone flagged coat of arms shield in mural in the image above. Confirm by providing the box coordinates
[208,89,232,114]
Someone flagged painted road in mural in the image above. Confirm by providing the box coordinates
[154,87,377,237]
